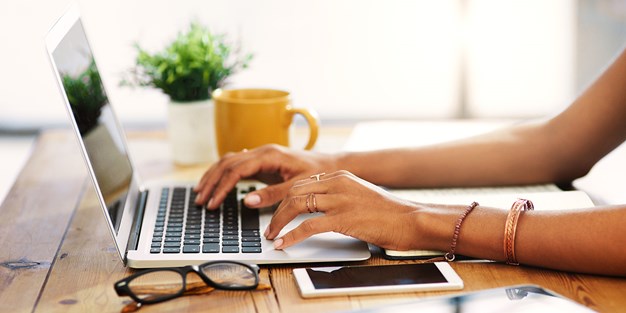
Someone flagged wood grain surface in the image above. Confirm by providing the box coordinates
[1,128,624,313]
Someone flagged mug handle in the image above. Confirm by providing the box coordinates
[287,106,319,150]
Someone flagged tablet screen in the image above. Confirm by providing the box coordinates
[353,285,595,313]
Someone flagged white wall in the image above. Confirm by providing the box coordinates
[0,0,579,129]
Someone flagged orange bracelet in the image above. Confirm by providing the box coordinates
[503,199,534,265]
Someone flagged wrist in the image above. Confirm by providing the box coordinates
[412,204,470,252]
[333,152,360,175]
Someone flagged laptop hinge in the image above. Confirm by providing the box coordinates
[125,190,149,263]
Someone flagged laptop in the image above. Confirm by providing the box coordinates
[45,6,370,268]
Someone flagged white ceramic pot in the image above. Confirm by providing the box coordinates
[167,99,217,165]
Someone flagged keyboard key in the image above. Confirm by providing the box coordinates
[151,242,162,248]
[165,237,181,242]
[203,233,219,238]
[164,242,181,247]
[204,238,220,243]
[242,247,262,253]
[150,248,161,253]
[222,235,238,241]
[183,245,200,253]
[152,237,162,242]
[165,232,182,237]
[163,248,180,253]
[242,237,261,242]
[242,242,261,247]
[241,200,260,230]
[222,246,240,253]
[184,239,201,245]
[241,230,260,237]
[202,244,220,253]
[222,241,239,246]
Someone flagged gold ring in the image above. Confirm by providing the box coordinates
[305,194,311,213]
[310,172,326,181]
[312,193,318,212]
[306,193,317,213]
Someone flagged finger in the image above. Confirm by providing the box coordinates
[266,193,331,240]
[273,216,334,250]
[299,169,354,184]
[287,177,332,197]
[243,181,292,208]
[205,154,275,209]
[195,151,239,191]
[194,153,247,204]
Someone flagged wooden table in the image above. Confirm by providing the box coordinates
[1,127,625,313]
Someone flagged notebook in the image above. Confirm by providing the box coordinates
[45,6,370,268]
[343,121,595,260]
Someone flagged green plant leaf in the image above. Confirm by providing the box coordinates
[123,22,253,102]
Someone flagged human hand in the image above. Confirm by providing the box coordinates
[194,144,338,210]
[265,170,423,251]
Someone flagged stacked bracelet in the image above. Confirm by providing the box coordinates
[444,202,480,262]
[503,199,534,265]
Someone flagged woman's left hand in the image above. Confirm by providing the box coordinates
[265,170,423,250]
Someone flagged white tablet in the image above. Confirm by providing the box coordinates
[293,262,463,298]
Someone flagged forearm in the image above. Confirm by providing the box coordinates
[333,48,626,189]
[416,203,626,276]
[334,122,577,188]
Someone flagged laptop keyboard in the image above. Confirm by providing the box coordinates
[150,186,262,254]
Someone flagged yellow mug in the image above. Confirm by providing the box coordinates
[212,89,319,156]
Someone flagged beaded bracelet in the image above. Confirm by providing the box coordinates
[503,199,534,265]
[444,201,480,262]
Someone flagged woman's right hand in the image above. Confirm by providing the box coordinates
[194,144,339,210]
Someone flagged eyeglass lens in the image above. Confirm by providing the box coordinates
[127,270,184,302]
[201,263,257,288]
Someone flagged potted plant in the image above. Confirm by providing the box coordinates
[125,22,252,164]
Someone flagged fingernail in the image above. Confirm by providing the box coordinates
[207,198,214,208]
[245,193,261,206]
[273,238,284,250]
[264,226,270,238]
[195,193,201,203]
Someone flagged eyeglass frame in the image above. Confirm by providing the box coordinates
[114,260,260,305]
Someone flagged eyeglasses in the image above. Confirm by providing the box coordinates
[114,261,260,306]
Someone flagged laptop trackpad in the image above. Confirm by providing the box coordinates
[260,211,371,260]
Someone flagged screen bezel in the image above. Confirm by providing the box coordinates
[45,5,141,263]
[293,262,464,298]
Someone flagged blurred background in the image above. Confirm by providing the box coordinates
[1,0,626,203]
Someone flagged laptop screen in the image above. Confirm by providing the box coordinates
[50,17,133,235]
